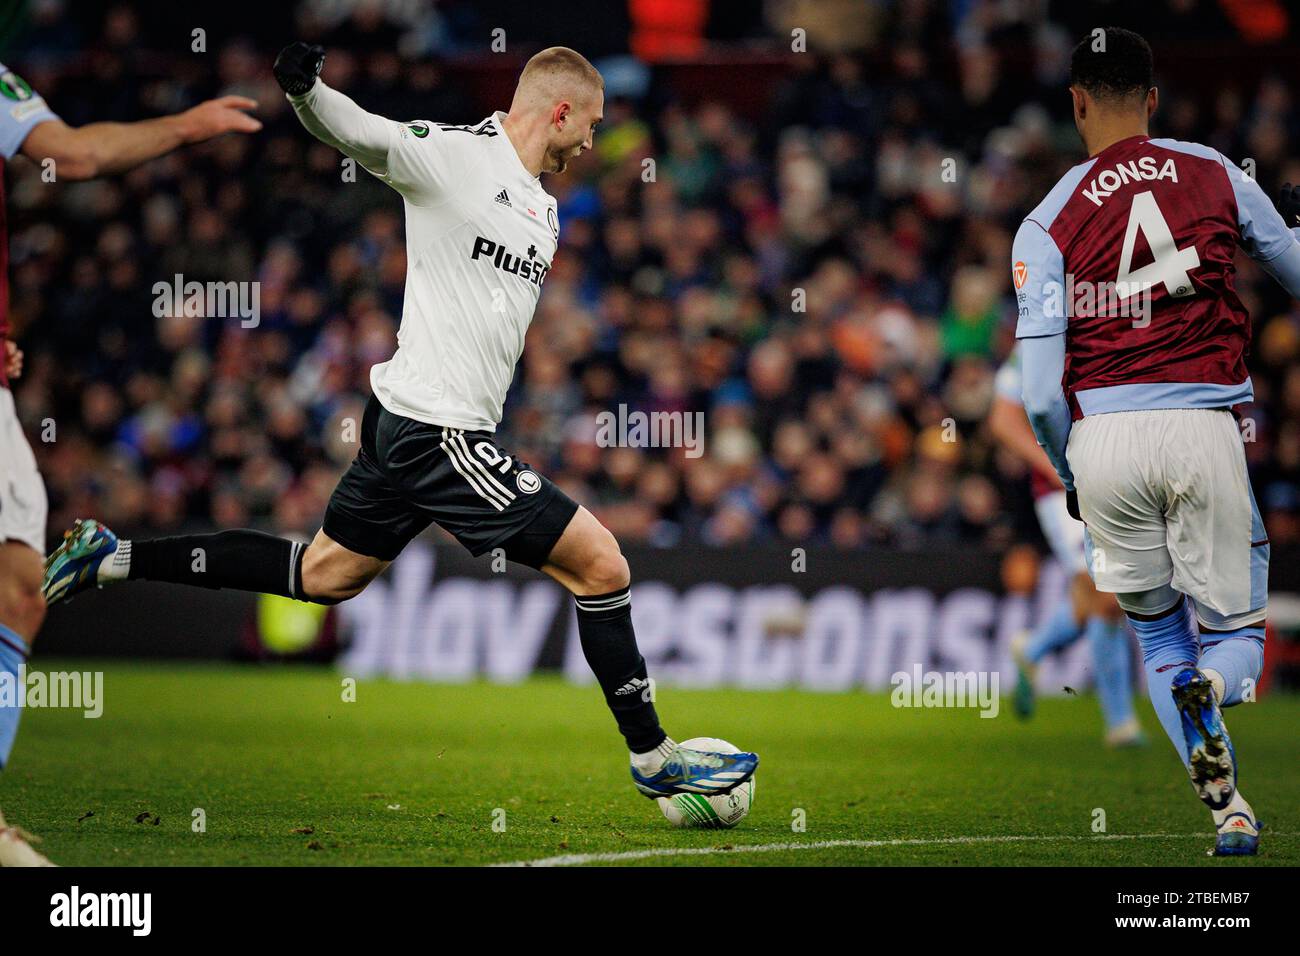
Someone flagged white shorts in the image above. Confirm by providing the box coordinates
[0,388,47,554]
[1067,407,1267,623]
[1034,490,1087,573]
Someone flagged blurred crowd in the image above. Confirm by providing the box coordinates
[6,0,1300,554]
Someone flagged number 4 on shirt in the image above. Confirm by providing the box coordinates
[1117,190,1200,297]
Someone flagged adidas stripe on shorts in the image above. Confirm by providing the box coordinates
[323,394,578,567]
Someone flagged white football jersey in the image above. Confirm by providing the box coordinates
[366,113,559,432]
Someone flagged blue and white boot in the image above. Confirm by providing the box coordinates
[1213,810,1262,857]
[42,519,120,606]
[631,739,759,799]
[1171,667,1236,810]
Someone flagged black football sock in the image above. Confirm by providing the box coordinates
[122,530,307,600]
[574,586,667,754]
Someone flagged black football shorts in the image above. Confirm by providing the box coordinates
[323,395,578,568]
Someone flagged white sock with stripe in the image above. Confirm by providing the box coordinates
[631,736,677,774]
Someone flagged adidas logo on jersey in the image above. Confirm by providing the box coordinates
[470,235,550,287]
[494,189,511,207]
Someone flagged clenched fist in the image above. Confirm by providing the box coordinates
[274,42,325,96]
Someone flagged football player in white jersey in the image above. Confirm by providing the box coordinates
[45,44,758,803]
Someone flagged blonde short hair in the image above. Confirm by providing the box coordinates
[517,46,604,102]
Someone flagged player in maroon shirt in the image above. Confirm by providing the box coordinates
[1016,28,1300,856]
[0,63,259,866]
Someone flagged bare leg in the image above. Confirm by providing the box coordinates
[0,542,46,643]
[299,529,389,604]
[538,506,629,596]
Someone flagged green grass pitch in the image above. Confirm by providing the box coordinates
[2,661,1295,866]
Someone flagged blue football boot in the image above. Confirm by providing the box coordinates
[1213,812,1262,857]
[631,743,758,799]
[43,518,119,606]
[1171,667,1236,810]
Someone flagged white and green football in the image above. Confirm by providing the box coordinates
[656,737,755,829]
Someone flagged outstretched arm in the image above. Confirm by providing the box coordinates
[275,41,397,176]
[274,42,463,204]
[287,80,397,175]
[18,96,261,181]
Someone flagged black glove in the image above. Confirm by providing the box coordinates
[1066,488,1081,522]
[274,42,325,96]
[1280,182,1300,229]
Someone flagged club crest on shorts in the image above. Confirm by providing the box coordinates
[516,471,541,494]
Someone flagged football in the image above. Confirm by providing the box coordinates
[656,737,756,829]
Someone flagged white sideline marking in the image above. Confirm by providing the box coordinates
[493,832,1220,867]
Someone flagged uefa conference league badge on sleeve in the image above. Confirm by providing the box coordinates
[0,68,48,121]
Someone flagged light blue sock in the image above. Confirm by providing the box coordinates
[1025,602,1080,663]
[1128,603,1198,767]
[0,623,28,770]
[1199,627,1265,707]
[1086,616,1136,730]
